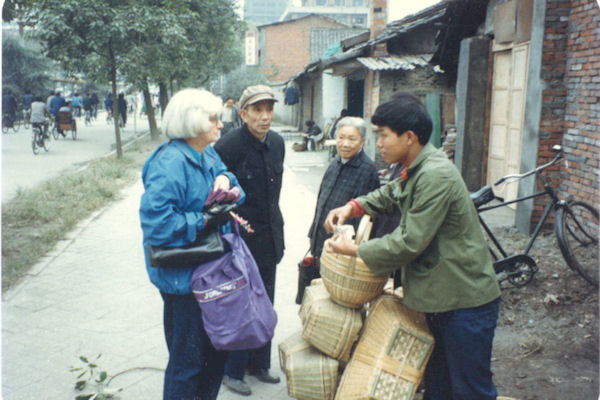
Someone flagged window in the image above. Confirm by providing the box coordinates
[351,15,365,25]
[316,0,326,5]
[352,0,364,6]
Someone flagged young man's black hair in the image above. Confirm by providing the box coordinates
[371,91,433,145]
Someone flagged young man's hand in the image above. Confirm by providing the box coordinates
[323,204,353,233]
[324,235,358,257]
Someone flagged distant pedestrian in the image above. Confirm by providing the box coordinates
[218,97,242,137]
[91,93,99,119]
[302,120,322,151]
[117,93,127,127]
[214,85,284,396]
[139,88,246,400]
[104,93,113,120]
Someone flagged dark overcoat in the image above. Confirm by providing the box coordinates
[308,149,380,257]
[214,125,285,267]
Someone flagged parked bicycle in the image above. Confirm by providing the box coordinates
[31,119,51,155]
[471,145,598,288]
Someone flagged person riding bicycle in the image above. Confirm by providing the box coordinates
[83,93,93,121]
[57,100,76,137]
[2,89,18,128]
[30,96,51,138]
[22,89,34,120]
[104,93,113,119]
[49,91,66,132]
[71,93,83,117]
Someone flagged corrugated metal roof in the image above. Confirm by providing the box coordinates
[356,54,433,71]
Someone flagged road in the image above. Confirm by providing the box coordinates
[1,111,149,203]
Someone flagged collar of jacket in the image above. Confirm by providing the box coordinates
[335,149,365,168]
[241,124,272,150]
[404,143,438,180]
[169,139,220,170]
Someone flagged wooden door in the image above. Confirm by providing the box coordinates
[487,43,530,203]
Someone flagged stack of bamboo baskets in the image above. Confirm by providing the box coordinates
[279,216,435,400]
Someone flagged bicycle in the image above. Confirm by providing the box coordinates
[31,120,51,155]
[50,117,60,140]
[471,145,598,288]
[2,113,19,133]
[84,109,92,126]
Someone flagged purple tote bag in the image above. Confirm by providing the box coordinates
[191,223,277,351]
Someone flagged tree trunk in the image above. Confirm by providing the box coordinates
[109,44,123,158]
[142,80,160,140]
[159,82,169,117]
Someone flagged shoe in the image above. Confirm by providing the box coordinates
[248,368,280,384]
[222,375,251,396]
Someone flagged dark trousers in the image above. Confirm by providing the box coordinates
[224,260,276,380]
[161,292,227,400]
[423,297,500,400]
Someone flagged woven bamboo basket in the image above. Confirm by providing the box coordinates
[320,216,388,308]
[299,283,363,362]
[278,331,340,400]
[335,295,434,400]
[298,280,331,323]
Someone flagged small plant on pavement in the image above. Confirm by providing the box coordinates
[69,354,122,400]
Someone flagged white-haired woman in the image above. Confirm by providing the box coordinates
[297,116,380,303]
[140,88,245,400]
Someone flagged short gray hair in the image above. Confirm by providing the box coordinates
[162,88,223,139]
[336,116,367,139]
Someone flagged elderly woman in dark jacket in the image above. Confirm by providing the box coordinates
[296,116,380,303]
[139,88,245,400]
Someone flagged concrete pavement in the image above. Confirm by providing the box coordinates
[2,130,330,399]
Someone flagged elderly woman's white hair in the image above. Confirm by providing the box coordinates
[162,88,223,139]
[337,116,367,139]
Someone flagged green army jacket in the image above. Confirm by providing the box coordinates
[357,143,501,313]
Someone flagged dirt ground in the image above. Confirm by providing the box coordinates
[489,227,599,400]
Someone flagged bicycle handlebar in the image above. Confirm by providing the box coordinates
[493,147,563,186]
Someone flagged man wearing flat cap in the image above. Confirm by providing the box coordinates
[214,84,285,396]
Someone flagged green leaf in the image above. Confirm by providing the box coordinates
[75,395,94,400]
[74,380,87,391]
[79,356,89,363]
[96,371,108,383]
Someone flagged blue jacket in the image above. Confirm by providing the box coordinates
[139,139,245,294]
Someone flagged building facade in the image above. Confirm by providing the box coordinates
[244,0,289,25]
[281,0,369,27]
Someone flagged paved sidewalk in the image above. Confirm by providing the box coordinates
[2,138,329,399]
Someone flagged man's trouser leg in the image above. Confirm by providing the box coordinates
[424,297,500,400]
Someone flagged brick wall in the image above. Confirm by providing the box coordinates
[535,0,599,224]
[562,0,599,206]
[260,16,346,83]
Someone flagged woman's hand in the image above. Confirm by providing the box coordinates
[213,174,231,191]
[323,204,353,234]
[324,235,358,256]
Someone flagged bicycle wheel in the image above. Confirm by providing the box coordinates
[556,201,599,286]
[42,133,51,152]
[31,130,40,155]
[12,117,20,133]
[52,123,60,140]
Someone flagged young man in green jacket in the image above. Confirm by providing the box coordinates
[324,93,501,400]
